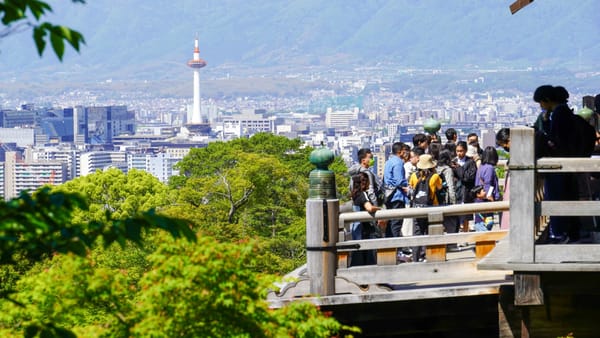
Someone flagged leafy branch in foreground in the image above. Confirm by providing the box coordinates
[0,0,86,60]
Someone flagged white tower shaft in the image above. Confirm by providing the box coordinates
[192,69,201,123]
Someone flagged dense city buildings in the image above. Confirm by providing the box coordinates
[0,57,596,200]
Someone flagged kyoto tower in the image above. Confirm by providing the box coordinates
[187,37,207,125]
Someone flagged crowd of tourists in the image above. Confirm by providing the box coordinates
[348,86,600,266]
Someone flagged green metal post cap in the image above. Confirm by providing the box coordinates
[424,117,441,134]
[309,143,334,170]
[308,143,336,199]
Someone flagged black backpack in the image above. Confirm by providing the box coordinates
[412,172,435,207]
[436,169,449,205]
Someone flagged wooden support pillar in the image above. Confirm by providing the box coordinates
[514,273,543,306]
[306,199,339,296]
[509,127,536,263]
[427,211,446,262]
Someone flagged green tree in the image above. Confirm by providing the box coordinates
[55,168,171,222]
[0,235,358,337]
[0,0,86,60]
[0,187,195,337]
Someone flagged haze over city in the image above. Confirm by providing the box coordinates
[0,0,598,198]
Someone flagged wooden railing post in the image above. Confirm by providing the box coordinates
[306,199,338,296]
[306,145,338,296]
[509,127,536,263]
[427,211,447,262]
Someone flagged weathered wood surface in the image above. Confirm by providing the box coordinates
[514,273,543,305]
[509,127,536,264]
[509,0,534,14]
[536,157,600,172]
[535,244,600,263]
[337,260,510,285]
[540,200,600,216]
[480,239,600,271]
[337,230,508,251]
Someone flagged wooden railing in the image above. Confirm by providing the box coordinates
[304,127,600,297]
[338,202,508,263]
[305,196,510,296]
[509,126,600,265]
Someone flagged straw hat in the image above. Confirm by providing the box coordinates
[416,154,437,169]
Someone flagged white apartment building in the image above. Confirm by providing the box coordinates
[222,117,274,138]
[29,146,80,180]
[325,109,358,129]
[127,152,180,183]
[80,151,127,176]
[0,128,35,147]
[0,165,4,199]
[3,151,67,199]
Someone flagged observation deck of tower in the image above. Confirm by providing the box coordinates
[186,37,210,136]
[187,39,207,69]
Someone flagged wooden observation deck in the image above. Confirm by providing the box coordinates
[268,127,600,337]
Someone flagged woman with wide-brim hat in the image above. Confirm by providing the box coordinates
[408,154,443,262]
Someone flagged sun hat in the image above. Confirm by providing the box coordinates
[416,154,437,169]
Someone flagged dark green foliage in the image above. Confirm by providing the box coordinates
[0,187,195,267]
[0,0,86,60]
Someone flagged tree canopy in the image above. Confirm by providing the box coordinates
[0,133,357,337]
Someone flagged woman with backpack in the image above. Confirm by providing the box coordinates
[437,149,459,234]
[409,154,443,262]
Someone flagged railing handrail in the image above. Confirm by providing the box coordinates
[339,201,509,225]
[337,230,508,252]
[535,157,600,172]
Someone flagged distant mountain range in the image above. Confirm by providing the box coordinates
[0,0,599,84]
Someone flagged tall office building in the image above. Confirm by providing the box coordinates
[85,106,135,144]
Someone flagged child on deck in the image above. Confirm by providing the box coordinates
[472,185,495,231]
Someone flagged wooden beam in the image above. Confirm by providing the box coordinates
[536,157,600,173]
[514,273,543,305]
[535,244,600,263]
[337,230,508,251]
[540,201,600,216]
[510,0,534,15]
[337,260,508,285]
